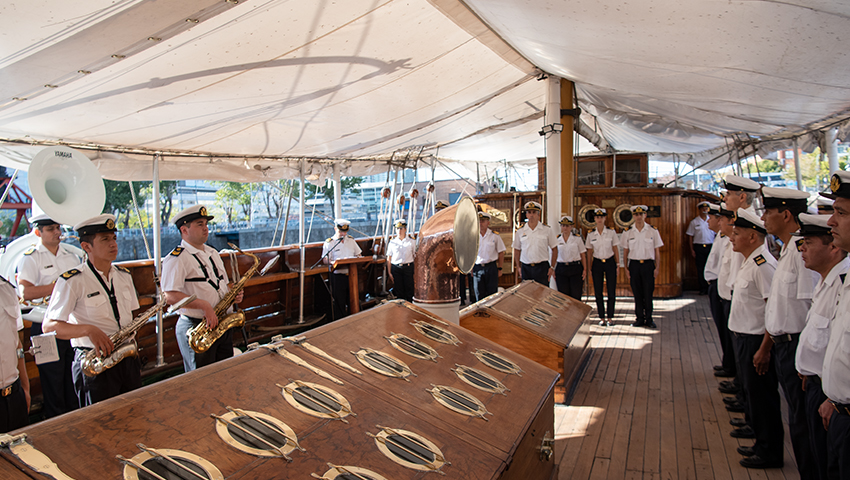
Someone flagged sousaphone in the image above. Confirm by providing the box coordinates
[28,146,106,227]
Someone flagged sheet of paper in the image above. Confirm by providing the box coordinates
[31,333,60,365]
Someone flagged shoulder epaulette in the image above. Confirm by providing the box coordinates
[170,246,184,256]
[795,238,804,252]
[841,273,847,284]
[573,232,581,237]
[325,238,333,243]
[60,269,81,280]
[0,275,11,287]
[650,224,658,229]
[754,255,766,266]
[408,234,415,239]
[23,246,36,255]
[116,266,131,274]
[556,233,562,239]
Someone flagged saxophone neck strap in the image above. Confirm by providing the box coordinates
[190,252,224,291]
[87,260,121,328]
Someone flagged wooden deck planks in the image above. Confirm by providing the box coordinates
[555,294,803,480]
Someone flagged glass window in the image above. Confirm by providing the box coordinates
[615,158,642,185]
[577,160,605,186]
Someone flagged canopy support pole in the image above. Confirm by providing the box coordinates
[545,76,562,225]
[828,127,839,174]
[793,138,803,191]
[152,155,165,368]
[333,163,342,219]
[559,78,576,217]
[299,159,306,324]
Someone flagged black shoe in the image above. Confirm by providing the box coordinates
[718,380,735,388]
[722,396,739,406]
[598,319,608,326]
[714,368,735,378]
[631,322,645,327]
[718,383,740,394]
[730,426,755,438]
[737,446,755,457]
[729,417,747,427]
[739,455,783,469]
[725,402,745,413]
[713,365,724,371]
[646,321,657,329]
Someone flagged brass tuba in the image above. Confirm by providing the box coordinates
[186,244,261,354]
[82,294,195,376]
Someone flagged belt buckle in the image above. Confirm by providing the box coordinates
[600,258,606,263]
[639,260,644,264]
[1,385,11,397]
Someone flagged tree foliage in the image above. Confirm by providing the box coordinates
[213,182,252,225]
[103,180,149,228]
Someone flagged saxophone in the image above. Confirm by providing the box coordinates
[81,294,194,377]
[187,244,261,353]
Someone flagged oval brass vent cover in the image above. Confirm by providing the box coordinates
[352,348,415,381]
[427,384,492,421]
[472,348,524,376]
[368,426,449,474]
[313,463,388,480]
[212,407,303,459]
[385,333,440,361]
[410,320,461,345]
[452,364,509,395]
[121,445,223,480]
[280,380,355,423]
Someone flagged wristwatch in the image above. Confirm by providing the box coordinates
[16,348,24,359]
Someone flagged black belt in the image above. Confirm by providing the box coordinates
[0,378,19,397]
[181,315,204,323]
[770,333,798,344]
[695,243,711,248]
[522,261,549,267]
[630,259,653,264]
[393,262,413,267]
[558,261,581,266]
[832,401,850,416]
[594,256,614,263]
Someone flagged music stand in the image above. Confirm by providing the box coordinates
[332,257,373,314]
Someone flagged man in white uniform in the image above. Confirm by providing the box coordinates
[795,213,847,480]
[687,201,716,294]
[512,201,557,286]
[473,211,505,302]
[621,205,664,328]
[16,213,81,418]
[759,187,819,478]
[387,219,416,302]
[162,205,240,372]
[820,171,850,478]
[322,219,362,320]
[44,214,141,407]
[703,204,737,377]
[727,208,783,469]
[0,275,29,432]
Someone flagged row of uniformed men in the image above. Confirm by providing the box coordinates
[511,201,664,327]
[0,205,242,433]
[699,174,850,478]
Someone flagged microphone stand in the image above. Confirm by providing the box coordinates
[312,237,344,322]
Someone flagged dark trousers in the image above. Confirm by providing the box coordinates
[459,273,472,303]
[732,333,784,462]
[591,257,616,319]
[773,337,817,479]
[176,316,234,372]
[329,272,350,320]
[708,281,736,373]
[472,261,499,302]
[804,375,829,480]
[694,243,712,293]
[555,261,583,300]
[521,261,550,287]
[722,297,746,408]
[391,263,414,302]
[0,379,28,433]
[827,408,850,480]
[628,259,655,324]
[30,321,78,419]
[72,348,141,407]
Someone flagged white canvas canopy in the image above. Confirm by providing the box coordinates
[1,0,850,179]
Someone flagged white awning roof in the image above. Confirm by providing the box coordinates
[1,0,849,178]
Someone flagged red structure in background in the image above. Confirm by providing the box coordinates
[0,177,32,239]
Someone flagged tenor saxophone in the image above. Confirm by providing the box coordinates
[81,294,194,377]
[187,244,261,353]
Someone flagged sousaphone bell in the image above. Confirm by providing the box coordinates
[28,146,106,227]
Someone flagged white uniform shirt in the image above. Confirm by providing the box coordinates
[728,245,776,335]
[621,224,664,261]
[322,235,362,274]
[686,215,716,245]
[46,262,140,349]
[704,234,729,282]
[16,242,82,300]
[512,223,557,264]
[556,233,586,263]
[822,276,850,403]
[717,239,738,301]
[162,240,231,319]
[0,278,24,388]
[476,229,506,265]
[585,227,619,259]
[387,235,416,265]
[764,237,818,335]
[796,257,849,376]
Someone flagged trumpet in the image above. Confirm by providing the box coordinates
[81,295,195,377]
